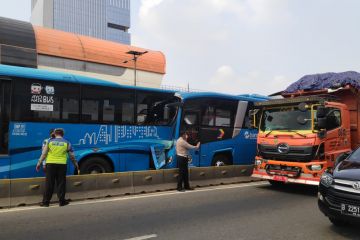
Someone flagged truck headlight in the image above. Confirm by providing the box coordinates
[320,173,333,187]
[255,160,262,166]
[310,164,322,171]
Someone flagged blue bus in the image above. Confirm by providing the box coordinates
[0,65,266,179]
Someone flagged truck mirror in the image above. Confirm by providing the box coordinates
[298,102,308,112]
[317,117,327,129]
[248,109,259,129]
[316,106,326,118]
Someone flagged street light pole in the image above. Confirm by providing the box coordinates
[125,50,148,87]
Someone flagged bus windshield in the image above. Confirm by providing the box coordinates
[260,107,312,131]
[141,97,180,126]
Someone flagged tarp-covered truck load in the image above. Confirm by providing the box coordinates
[284,71,360,93]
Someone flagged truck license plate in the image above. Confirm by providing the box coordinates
[341,204,360,217]
[273,175,288,182]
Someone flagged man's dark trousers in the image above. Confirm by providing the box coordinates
[177,155,190,190]
[43,163,67,204]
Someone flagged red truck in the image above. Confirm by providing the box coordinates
[251,72,360,185]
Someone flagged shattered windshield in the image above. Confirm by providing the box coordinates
[142,97,180,126]
[260,107,312,131]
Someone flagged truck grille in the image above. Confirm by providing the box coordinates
[258,144,318,162]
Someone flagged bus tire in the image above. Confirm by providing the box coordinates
[212,154,232,166]
[79,156,113,174]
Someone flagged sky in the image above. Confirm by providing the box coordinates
[1,0,360,95]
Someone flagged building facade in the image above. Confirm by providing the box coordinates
[31,0,131,44]
[0,17,165,88]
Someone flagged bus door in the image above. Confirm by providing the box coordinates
[0,80,11,154]
[181,108,201,167]
[198,99,239,166]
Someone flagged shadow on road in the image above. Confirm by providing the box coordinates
[256,182,318,197]
[329,224,360,238]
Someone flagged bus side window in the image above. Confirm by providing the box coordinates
[202,106,215,126]
[80,85,135,124]
[12,78,79,123]
[215,108,231,127]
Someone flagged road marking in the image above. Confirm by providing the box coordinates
[124,234,157,240]
[0,181,268,214]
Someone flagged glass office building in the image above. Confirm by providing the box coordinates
[31,0,131,44]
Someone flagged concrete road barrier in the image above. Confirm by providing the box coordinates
[189,167,216,187]
[162,169,179,191]
[0,179,10,208]
[133,170,164,193]
[9,178,45,207]
[95,172,133,197]
[0,165,258,208]
[66,174,98,201]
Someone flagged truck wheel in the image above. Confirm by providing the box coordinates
[268,180,284,186]
[329,217,347,226]
[212,154,232,166]
[80,157,113,174]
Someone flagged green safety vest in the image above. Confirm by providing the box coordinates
[46,139,69,164]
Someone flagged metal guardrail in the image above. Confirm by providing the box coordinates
[0,165,257,208]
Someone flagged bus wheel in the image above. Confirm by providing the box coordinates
[212,154,232,166]
[80,157,113,174]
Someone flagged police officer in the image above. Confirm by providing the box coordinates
[41,129,55,172]
[36,128,79,207]
[176,131,200,191]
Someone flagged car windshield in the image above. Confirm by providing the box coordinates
[260,107,312,131]
[347,148,360,162]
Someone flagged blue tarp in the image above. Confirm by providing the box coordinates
[284,71,360,93]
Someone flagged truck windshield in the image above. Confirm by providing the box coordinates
[260,108,312,131]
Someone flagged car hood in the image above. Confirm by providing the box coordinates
[334,160,360,180]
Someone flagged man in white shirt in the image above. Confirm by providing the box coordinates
[176,131,200,191]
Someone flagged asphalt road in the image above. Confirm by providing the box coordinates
[0,182,359,240]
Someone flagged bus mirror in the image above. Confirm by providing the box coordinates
[249,109,259,129]
[298,102,308,112]
[317,106,326,118]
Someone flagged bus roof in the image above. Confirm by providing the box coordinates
[0,64,268,101]
[176,92,268,102]
[0,64,174,94]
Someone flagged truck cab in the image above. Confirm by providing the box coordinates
[252,95,351,185]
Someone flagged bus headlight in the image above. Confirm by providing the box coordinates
[320,173,333,188]
[310,164,322,171]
